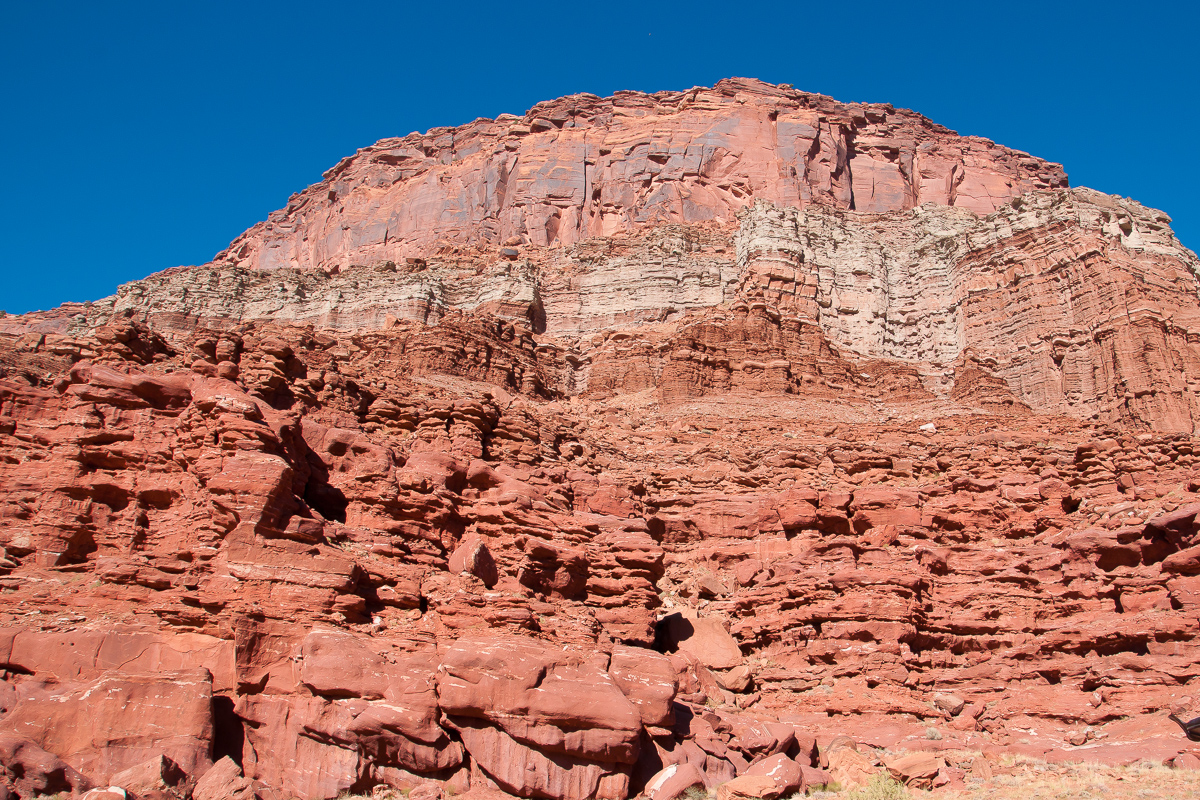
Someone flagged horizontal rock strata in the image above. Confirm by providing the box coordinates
[1,78,1199,800]
[209,78,1066,273]
[2,312,1200,798]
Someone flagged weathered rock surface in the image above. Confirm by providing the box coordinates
[11,190,1197,436]
[0,735,93,799]
[0,77,1199,800]
[1,669,213,782]
[206,78,1066,273]
[643,762,705,800]
[109,754,187,800]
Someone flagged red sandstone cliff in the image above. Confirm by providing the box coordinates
[212,77,1066,272]
[1,79,1199,800]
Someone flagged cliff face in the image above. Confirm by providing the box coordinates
[732,189,1200,430]
[1,79,1200,800]
[212,77,1066,273]
[16,187,1200,433]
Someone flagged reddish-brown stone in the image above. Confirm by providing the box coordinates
[742,753,805,795]
[200,79,1065,276]
[0,77,1199,800]
[0,735,93,799]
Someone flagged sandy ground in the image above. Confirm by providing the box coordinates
[808,754,1200,799]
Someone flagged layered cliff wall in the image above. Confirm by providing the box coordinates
[211,77,1065,273]
[10,185,1199,432]
[733,189,1200,429]
[2,79,1200,800]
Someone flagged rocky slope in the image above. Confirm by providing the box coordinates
[1,78,1200,800]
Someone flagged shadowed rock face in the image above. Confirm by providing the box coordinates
[1,79,1200,800]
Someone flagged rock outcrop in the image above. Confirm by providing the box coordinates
[10,188,1197,433]
[209,77,1066,273]
[1,77,1199,800]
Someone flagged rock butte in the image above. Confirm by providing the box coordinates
[2,77,1200,799]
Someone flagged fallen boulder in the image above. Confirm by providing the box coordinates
[743,753,804,796]
[643,762,706,800]
[715,774,777,800]
[0,734,92,798]
[109,754,187,800]
[823,738,877,789]
[193,757,256,800]
[657,610,743,670]
[884,751,943,789]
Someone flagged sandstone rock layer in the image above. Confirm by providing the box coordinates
[1,78,1199,800]
[212,77,1066,273]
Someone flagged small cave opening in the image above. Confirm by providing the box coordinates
[92,484,131,513]
[303,454,348,523]
[211,695,245,766]
[57,529,98,566]
[652,612,692,655]
[528,297,547,335]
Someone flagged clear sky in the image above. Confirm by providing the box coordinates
[2,0,1196,314]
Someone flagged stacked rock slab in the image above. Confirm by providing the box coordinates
[11,195,1198,433]
[1,78,1200,800]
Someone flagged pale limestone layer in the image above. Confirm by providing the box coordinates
[538,226,738,337]
[733,188,1200,428]
[736,188,1200,364]
[9,188,1200,431]
[90,261,538,335]
[65,227,740,340]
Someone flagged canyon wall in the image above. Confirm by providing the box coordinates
[10,187,1198,433]
[1,79,1199,800]
[211,77,1066,273]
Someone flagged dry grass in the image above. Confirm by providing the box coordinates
[842,774,909,799]
[909,753,1198,800]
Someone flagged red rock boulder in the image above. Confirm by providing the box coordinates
[0,734,93,799]
[437,633,644,800]
[0,670,213,783]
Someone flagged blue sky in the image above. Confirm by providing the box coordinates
[2,0,1196,314]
